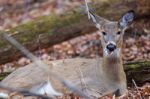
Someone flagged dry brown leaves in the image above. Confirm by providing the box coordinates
[0,84,149,99]
[123,35,150,61]
[59,84,150,99]
[0,0,82,30]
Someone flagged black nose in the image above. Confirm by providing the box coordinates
[106,43,116,52]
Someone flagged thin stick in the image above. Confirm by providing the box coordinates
[132,79,142,99]
[84,0,98,24]
[78,66,88,93]
[84,0,90,19]
[2,33,91,99]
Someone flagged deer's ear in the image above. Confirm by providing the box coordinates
[88,11,108,29]
[119,10,135,29]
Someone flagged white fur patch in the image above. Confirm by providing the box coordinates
[0,93,9,98]
[30,80,63,98]
[107,41,116,46]
[104,47,121,58]
[104,48,109,56]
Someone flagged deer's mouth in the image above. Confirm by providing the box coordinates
[107,50,115,54]
[104,48,121,59]
[104,48,115,55]
[107,49,117,56]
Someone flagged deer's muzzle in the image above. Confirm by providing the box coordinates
[106,43,116,52]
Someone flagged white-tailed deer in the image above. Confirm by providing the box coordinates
[1,10,135,98]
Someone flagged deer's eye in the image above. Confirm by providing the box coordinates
[102,32,107,35]
[117,31,121,35]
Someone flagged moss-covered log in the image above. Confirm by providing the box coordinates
[124,60,150,86]
[0,10,96,64]
[0,0,150,64]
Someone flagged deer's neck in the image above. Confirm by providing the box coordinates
[102,49,126,82]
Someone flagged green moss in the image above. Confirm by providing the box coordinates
[0,72,11,81]
[0,11,82,48]
[124,61,150,70]
[127,64,141,69]
[0,40,7,47]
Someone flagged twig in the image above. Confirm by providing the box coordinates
[2,33,91,99]
[132,79,143,99]
[78,66,88,93]
[84,0,90,19]
[84,0,100,25]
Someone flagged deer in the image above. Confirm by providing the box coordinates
[0,10,135,98]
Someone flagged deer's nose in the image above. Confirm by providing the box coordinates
[106,43,116,52]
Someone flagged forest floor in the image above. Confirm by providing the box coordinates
[0,0,149,98]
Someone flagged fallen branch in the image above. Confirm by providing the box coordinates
[124,60,150,86]
[132,79,142,99]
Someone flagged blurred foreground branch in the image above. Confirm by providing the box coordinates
[1,33,91,99]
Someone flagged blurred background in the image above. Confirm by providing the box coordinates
[0,0,149,98]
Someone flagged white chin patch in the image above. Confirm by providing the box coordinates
[108,50,114,55]
[30,80,63,98]
[104,48,120,57]
[104,48,114,56]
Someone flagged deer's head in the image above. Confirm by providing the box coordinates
[89,10,135,58]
